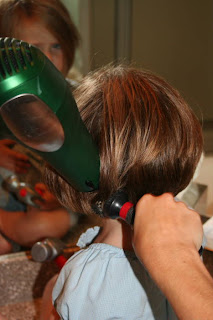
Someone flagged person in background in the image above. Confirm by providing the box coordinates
[44,65,203,319]
[0,0,80,78]
[0,0,81,254]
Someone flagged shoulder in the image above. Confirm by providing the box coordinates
[53,231,170,320]
[53,244,166,318]
[54,243,145,292]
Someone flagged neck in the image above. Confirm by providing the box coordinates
[94,218,133,251]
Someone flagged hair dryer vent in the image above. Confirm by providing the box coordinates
[0,37,33,79]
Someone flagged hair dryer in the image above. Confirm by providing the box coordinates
[0,37,99,192]
[0,38,134,225]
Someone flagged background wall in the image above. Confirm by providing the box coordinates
[132,0,213,122]
[62,0,213,153]
[131,0,213,152]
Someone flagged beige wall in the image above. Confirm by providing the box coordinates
[131,0,213,121]
[63,0,213,144]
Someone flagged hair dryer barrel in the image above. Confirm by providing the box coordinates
[0,38,100,191]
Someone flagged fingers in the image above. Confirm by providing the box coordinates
[134,193,203,253]
[1,148,31,173]
[0,139,31,173]
[34,183,47,196]
[136,192,173,210]
[0,139,29,161]
[8,148,29,162]
[13,164,30,174]
[12,159,31,174]
[0,139,16,147]
[34,183,60,210]
[6,158,31,174]
[35,183,56,200]
[0,160,29,174]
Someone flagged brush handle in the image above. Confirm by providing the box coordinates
[103,190,203,256]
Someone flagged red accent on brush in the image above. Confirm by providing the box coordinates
[119,202,134,220]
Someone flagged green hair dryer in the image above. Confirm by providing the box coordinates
[0,37,100,192]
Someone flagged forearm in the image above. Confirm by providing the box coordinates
[0,208,70,246]
[132,193,213,320]
[0,210,28,244]
[145,247,213,320]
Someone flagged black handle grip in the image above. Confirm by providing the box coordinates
[103,190,135,225]
[103,189,203,256]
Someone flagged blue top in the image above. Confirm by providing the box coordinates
[53,227,177,320]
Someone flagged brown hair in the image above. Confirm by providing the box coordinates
[45,65,203,215]
[0,0,80,74]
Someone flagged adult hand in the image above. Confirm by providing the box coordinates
[0,139,30,173]
[132,193,203,267]
[132,193,213,320]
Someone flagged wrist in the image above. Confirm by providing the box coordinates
[145,245,197,277]
[141,240,198,272]
[152,248,213,320]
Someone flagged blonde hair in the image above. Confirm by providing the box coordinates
[45,65,203,215]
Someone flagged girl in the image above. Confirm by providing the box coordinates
[45,65,203,319]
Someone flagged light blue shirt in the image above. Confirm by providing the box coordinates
[53,227,177,320]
